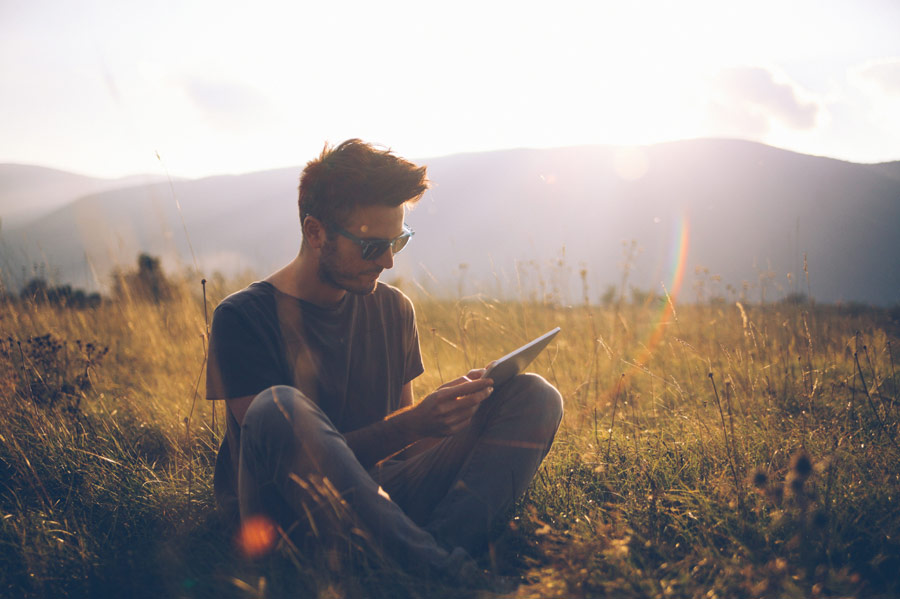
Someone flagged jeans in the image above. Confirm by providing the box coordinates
[237,373,562,576]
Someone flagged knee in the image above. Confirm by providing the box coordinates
[508,373,564,432]
[243,385,323,440]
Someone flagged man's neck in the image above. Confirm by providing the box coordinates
[264,251,347,307]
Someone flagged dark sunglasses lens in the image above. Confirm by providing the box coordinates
[360,230,412,260]
[361,241,391,260]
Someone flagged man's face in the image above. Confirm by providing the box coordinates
[317,204,405,295]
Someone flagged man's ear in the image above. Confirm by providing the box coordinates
[302,215,327,250]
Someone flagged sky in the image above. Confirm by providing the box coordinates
[1,0,899,179]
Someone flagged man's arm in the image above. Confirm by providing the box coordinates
[399,379,414,409]
[345,369,494,467]
[226,383,411,429]
[226,383,428,466]
[225,395,255,426]
[221,383,425,467]
[226,374,494,469]
[381,381,443,461]
[343,381,437,466]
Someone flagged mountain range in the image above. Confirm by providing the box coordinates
[1,139,898,305]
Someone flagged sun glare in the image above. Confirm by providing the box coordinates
[0,0,897,176]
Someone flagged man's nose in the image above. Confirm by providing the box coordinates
[373,247,394,270]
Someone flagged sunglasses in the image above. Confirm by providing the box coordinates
[332,222,415,261]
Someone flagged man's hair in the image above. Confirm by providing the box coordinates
[298,139,429,230]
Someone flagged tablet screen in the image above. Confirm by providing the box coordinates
[484,327,560,387]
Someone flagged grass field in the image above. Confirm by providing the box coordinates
[2,275,899,598]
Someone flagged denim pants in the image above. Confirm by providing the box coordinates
[237,373,562,575]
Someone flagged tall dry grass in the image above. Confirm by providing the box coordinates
[1,271,899,598]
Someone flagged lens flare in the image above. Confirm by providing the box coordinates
[626,213,690,370]
[237,514,278,558]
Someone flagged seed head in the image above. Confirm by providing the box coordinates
[791,452,813,479]
[752,468,769,489]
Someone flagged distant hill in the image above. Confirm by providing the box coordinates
[0,164,167,230]
[868,161,900,183]
[2,139,898,305]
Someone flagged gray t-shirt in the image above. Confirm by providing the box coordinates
[206,281,424,513]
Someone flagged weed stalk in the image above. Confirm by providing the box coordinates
[854,351,899,452]
[605,374,624,463]
[709,372,744,508]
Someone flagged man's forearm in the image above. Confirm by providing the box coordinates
[343,407,422,469]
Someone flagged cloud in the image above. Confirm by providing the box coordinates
[853,58,900,95]
[707,66,820,136]
[181,76,270,129]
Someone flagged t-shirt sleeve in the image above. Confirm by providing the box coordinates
[206,303,284,400]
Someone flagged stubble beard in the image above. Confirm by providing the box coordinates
[318,239,381,295]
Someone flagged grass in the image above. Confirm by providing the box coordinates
[1,276,899,598]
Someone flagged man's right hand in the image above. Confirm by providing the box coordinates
[409,372,494,438]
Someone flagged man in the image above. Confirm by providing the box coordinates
[206,139,562,580]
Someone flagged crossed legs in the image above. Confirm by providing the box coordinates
[237,374,562,574]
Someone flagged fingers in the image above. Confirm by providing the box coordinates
[439,375,472,389]
[466,367,487,380]
[459,384,493,403]
[420,378,495,436]
[436,377,493,399]
[440,368,491,389]
[437,393,485,434]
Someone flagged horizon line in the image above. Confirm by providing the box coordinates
[2,137,898,182]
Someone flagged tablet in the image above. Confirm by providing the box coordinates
[484,327,561,387]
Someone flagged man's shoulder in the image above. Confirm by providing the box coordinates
[371,281,415,313]
[218,281,274,306]
[213,282,277,319]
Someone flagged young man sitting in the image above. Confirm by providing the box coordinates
[206,139,562,580]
